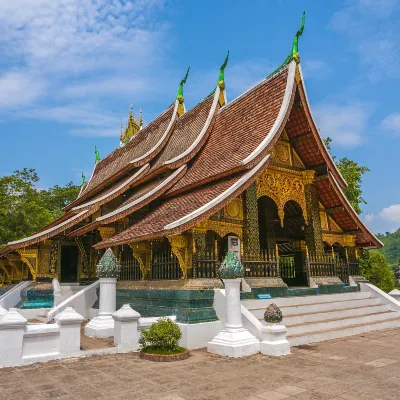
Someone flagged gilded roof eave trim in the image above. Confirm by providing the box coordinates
[241,60,297,166]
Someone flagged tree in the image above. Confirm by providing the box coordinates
[376,229,400,267]
[40,182,81,219]
[324,138,370,214]
[359,251,395,292]
[0,169,80,245]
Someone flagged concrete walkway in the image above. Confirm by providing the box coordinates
[2,328,400,399]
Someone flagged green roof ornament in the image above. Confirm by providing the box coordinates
[218,251,244,279]
[218,50,230,90]
[267,12,306,78]
[94,145,101,164]
[81,172,86,185]
[291,11,305,62]
[96,248,121,278]
[176,67,190,104]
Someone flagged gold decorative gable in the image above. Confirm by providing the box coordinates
[256,167,314,225]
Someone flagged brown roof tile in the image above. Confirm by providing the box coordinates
[95,174,244,248]
[169,67,289,194]
[65,104,176,210]
[151,95,215,170]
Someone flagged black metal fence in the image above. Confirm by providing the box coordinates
[308,254,336,277]
[243,250,279,278]
[119,251,142,281]
[193,251,219,279]
[279,257,296,280]
[151,251,181,280]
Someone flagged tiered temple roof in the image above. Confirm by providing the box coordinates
[0,16,382,258]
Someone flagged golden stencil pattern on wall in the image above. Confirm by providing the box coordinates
[224,198,243,221]
[256,167,310,225]
[39,245,51,274]
[5,254,23,280]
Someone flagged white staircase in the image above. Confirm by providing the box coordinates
[242,289,400,346]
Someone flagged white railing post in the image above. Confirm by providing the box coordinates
[55,307,84,356]
[112,304,141,349]
[84,277,117,337]
[0,308,27,366]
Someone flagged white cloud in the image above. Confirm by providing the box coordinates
[364,204,400,233]
[330,0,400,81]
[0,0,169,114]
[0,72,46,108]
[313,103,370,148]
[381,113,400,134]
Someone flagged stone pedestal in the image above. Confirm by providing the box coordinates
[208,279,259,358]
[85,278,117,338]
[55,307,84,355]
[260,323,290,356]
[113,304,141,348]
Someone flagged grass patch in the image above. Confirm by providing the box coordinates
[141,346,186,355]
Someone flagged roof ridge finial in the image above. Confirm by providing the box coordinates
[139,108,143,130]
[94,145,101,164]
[81,172,86,185]
[291,12,305,62]
[218,50,229,90]
[176,66,190,104]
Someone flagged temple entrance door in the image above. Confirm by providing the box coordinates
[258,196,308,286]
[61,246,78,283]
[282,201,307,286]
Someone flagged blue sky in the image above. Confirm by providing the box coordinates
[0,0,399,234]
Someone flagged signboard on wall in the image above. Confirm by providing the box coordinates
[228,235,241,261]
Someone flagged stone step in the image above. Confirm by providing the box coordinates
[286,311,400,336]
[249,297,381,319]
[280,304,390,326]
[288,316,400,346]
[242,291,371,311]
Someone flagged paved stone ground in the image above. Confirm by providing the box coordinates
[2,328,400,400]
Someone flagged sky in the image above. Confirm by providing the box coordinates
[0,0,399,235]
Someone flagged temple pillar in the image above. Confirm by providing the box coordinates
[243,183,260,255]
[191,228,207,279]
[303,171,324,257]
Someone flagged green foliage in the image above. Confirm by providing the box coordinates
[0,169,80,245]
[324,138,370,214]
[138,317,182,351]
[359,251,395,293]
[376,229,400,267]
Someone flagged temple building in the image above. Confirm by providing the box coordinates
[0,14,382,293]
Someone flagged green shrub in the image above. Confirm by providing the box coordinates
[359,251,395,293]
[138,317,182,351]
